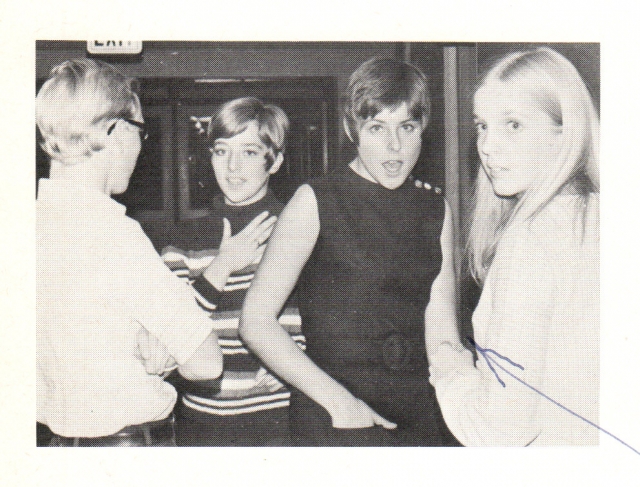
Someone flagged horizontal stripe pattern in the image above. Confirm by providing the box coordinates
[183,394,291,416]
[161,246,304,417]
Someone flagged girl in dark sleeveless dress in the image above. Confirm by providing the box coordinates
[241,58,460,446]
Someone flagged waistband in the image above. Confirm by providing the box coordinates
[308,330,427,373]
[49,415,175,447]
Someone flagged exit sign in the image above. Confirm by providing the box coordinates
[87,41,142,55]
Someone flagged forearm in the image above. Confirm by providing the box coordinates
[177,331,223,381]
[201,255,231,292]
[240,314,350,415]
[425,297,461,358]
[425,198,462,358]
[430,341,542,446]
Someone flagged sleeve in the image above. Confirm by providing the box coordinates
[429,225,558,446]
[160,245,223,312]
[128,227,216,366]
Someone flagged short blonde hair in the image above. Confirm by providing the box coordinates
[468,47,600,283]
[36,58,140,163]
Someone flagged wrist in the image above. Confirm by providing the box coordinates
[317,383,352,417]
[203,256,232,291]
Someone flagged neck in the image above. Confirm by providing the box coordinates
[348,157,377,185]
[49,158,110,195]
[223,182,269,207]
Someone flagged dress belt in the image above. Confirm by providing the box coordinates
[309,331,427,372]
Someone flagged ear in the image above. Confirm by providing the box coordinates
[268,152,285,175]
[343,118,355,143]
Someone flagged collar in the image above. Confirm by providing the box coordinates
[37,178,127,216]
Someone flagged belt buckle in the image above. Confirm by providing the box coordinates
[381,331,412,371]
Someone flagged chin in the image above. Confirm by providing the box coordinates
[491,185,519,198]
[111,183,130,196]
[379,177,406,190]
[383,183,404,190]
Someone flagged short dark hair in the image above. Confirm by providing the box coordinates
[344,58,431,144]
[207,97,289,169]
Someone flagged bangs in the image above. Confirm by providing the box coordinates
[355,97,426,123]
[209,119,251,143]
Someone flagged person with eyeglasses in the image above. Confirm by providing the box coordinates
[35,58,223,446]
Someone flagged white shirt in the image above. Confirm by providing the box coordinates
[430,194,599,446]
[36,178,215,437]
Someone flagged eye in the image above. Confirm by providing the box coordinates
[475,122,487,134]
[401,123,417,133]
[507,121,521,130]
[368,124,383,133]
[212,147,227,157]
[244,150,259,157]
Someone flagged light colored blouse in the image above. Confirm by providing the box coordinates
[429,194,599,446]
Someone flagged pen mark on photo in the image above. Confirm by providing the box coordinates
[466,337,639,456]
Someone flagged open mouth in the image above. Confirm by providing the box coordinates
[382,161,403,175]
[488,166,508,178]
[226,177,246,187]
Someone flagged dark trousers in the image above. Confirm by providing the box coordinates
[174,401,292,447]
[47,415,176,447]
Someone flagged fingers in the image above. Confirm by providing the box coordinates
[372,412,397,430]
[230,212,277,248]
[136,327,150,361]
[136,326,171,375]
[255,243,267,256]
[252,216,277,245]
[244,211,271,233]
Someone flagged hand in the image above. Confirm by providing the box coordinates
[205,212,277,282]
[135,327,177,376]
[329,391,397,430]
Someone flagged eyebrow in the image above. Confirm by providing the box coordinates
[473,111,524,121]
[369,117,419,125]
[213,141,263,147]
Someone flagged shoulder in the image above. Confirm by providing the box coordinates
[529,194,597,246]
[408,177,446,219]
[289,183,318,209]
[497,195,592,275]
[409,177,445,205]
[280,184,320,228]
[306,170,341,193]
[411,177,444,196]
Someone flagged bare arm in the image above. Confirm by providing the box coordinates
[240,184,395,429]
[176,331,223,381]
[136,326,222,381]
[425,199,463,358]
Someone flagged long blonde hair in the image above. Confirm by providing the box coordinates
[467,47,600,283]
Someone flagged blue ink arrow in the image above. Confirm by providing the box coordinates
[466,336,639,456]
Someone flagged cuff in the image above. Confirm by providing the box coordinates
[191,276,223,312]
[429,342,475,386]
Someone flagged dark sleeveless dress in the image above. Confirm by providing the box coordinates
[291,167,459,446]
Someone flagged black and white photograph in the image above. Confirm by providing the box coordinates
[3,2,640,485]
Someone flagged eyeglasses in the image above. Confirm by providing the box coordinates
[107,118,149,140]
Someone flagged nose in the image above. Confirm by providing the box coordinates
[478,127,499,157]
[227,151,241,172]
[388,129,402,152]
